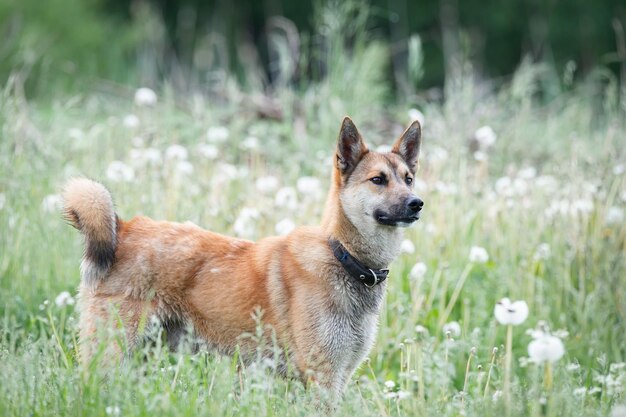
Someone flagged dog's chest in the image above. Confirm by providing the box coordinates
[320,271,386,363]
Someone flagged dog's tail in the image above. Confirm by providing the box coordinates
[62,178,118,285]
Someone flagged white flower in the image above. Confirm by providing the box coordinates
[408,108,425,126]
[415,325,429,335]
[400,239,415,254]
[42,194,63,213]
[296,176,322,200]
[566,363,580,372]
[134,87,157,106]
[256,176,279,194]
[528,332,565,364]
[275,218,296,236]
[573,387,587,397]
[384,380,396,389]
[55,291,75,307]
[241,136,259,150]
[175,160,194,175]
[207,126,229,143]
[606,207,624,225]
[275,187,298,210]
[68,128,84,140]
[197,144,219,160]
[0,192,5,210]
[571,199,594,216]
[123,114,140,128]
[129,147,162,166]
[494,298,529,325]
[533,243,551,261]
[614,164,626,175]
[518,166,537,179]
[105,405,120,416]
[409,262,427,280]
[492,390,502,402]
[442,321,461,338]
[165,144,188,160]
[106,160,135,182]
[233,208,260,238]
[469,246,489,263]
[611,405,626,417]
[474,126,497,148]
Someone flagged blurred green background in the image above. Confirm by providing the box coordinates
[1,0,624,98]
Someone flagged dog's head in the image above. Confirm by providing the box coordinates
[334,117,423,229]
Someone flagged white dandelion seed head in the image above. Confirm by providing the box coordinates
[474,126,497,148]
[469,246,489,263]
[606,207,625,225]
[275,187,298,210]
[241,136,259,150]
[105,405,121,416]
[175,160,194,176]
[494,298,529,325]
[442,321,461,338]
[384,380,396,389]
[55,291,75,307]
[613,164,625,176]
[533,243,551,261]
[415,325,429,335]
[275,218,296,236]
[428,147,449,164]
[68,128,84,140]
[408,108,425,126]
[573,387,587,397]
[296,176,322,200]
[106,160,135,183]
[256,176,279,194]
[233,208,260,238]
[528,333,565,364]
[42,194,63,213]
[518,166,537,180]
[473,151,488,161]
[129,148,162,167]
[198,144,219,160]
[207,126,229,143]
[123,114,140,129]
[165,144,188,161]
[409,262,427,280]
[134,87,157,107]
[400,239,415,254]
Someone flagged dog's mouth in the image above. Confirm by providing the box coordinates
[374,210,420,227]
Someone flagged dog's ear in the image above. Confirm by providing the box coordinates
[392,120,421,173]
[336,117,368,175]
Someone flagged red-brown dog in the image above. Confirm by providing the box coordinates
[63,117,423,395]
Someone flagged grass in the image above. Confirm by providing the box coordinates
[1,18,626,417]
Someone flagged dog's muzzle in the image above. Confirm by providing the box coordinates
[374,196,424,227]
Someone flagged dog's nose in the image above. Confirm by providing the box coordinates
[407,197,424,213]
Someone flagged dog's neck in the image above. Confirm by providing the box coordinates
[321,179,403,270]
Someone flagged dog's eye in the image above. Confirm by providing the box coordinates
[370,176,386,185]
[405,176,413,185]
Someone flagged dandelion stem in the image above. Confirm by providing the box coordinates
[439,263,473,327]
[483,347,498,398]
[504,324,513,417]
[544,362,553,391]
[461,348,475,405]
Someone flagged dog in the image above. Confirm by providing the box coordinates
[62,116,423,395]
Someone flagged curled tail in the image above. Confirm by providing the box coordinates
[62,178,118,285]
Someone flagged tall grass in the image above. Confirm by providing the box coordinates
[1,3,625,416]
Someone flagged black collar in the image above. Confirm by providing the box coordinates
[329,239,389,287]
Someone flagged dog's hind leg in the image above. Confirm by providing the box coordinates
[77,287,154,365]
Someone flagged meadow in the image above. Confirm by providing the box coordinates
[1,13,626,416]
